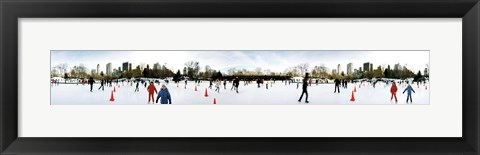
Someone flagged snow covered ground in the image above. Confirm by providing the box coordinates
[51,81,429,105]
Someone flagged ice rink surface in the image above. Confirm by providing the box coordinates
[51,81,429,105]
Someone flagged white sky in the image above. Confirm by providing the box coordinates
[51,50,429,74]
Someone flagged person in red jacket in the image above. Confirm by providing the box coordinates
[390,81,398,103]
[147,82,158,104]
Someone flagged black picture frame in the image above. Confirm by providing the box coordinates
[1,0,479,154]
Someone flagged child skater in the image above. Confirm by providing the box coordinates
[403,81,416,104]
[390,81,398,103]
[156,85,172,104]
[146,82,157,104]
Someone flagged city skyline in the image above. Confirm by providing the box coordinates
[51,50,429,75]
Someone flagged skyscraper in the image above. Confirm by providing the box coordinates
[363,62,370,72]
[347,63,353,75]
[122,62,129,72]
[106,63,112,75]
[337,64,341,75]
[153,63,161,70]
[394,63,401,71]
[369,63,373,71]
[129,63,132,71]
[96,64,100,74]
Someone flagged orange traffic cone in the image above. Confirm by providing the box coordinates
[354,86,356,92]
[213,98,216,104]
[113,87,116,92]
[350,91,355,102]
[204,88,209,97]
[195,86,197,91]
[109,91,115,102]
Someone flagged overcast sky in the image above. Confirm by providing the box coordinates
[51,50,429,74]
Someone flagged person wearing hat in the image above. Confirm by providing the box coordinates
[156,85,172,104]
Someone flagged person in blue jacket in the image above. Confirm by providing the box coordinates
[156,85,172,104]
[403,81,416,103]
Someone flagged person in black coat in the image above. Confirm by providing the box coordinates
[233,77,240,93]
[334,79,341,93]
[135,81,140,92]
[98,79,105,91]
[87,77,95,92]
[298,73,309,103]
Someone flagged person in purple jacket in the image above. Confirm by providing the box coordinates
[403,81,416,104]
[156,85,172,104]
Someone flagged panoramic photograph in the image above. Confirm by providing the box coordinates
[50,50,430,105]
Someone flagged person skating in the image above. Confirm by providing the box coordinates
[185,79,188,86]
[233,77,240,93]
[147,82,158,104]
[390,81,398,103]
[87,77,95,92]
[215,79,221,93]
[223,79,227,89]
[209,80,213,89]
[156,85,172,104]
[135,81,140,92]
[403,81,416,103]
[334,79,341,93]
[97,79,105,91]
[298,73,309,103]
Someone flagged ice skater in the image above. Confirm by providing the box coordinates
[209,80,213,89]
[233,77,240,93]
[215,79,221,93]
[334,79,341,93]
[298,73,309,103]
[97,79,105,91]
[147,82,158,104]
[403,81,416,103]
[223,79,227,89]
[156,85,172,104]
[87,77,95,92]
[390,81,398,103]
[135,81,140,92]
